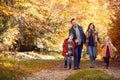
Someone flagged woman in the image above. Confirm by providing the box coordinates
[62,34,76,69]
[86,23,101,68]
[102,36,117,69]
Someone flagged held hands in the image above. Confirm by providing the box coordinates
[75,39,78,43]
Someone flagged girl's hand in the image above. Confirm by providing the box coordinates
[114,48,117,52]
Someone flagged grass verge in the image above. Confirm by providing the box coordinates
[67,69,116,80]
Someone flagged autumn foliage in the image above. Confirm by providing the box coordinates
[0,0,119,58]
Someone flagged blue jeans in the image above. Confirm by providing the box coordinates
[74,44,83,68]
[64,56,72,69]
[88,46,96,67]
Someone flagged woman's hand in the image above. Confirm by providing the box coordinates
[100,44,104,48]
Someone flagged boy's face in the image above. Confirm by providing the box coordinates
[69,35,73,40]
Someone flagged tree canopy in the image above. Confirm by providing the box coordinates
[0,0,120,57]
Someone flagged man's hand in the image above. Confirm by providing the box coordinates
[75,39,78,43]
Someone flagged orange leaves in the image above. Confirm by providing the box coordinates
[0,0,119,52]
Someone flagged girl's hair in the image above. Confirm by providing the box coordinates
[87,23,96,31]
[105,36,112,43]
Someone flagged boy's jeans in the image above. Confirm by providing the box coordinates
[88,46,96,67]
[64,56,72,69]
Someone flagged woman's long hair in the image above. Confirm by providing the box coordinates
[87,23,96,31]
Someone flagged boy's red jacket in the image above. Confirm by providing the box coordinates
[62,39,77,56]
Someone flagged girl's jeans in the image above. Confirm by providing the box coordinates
[104,57,110,68]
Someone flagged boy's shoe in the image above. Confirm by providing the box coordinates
[64,66,67,69]
[69,67,72,69]
[69,68,72,70]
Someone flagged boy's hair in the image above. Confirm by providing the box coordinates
[68,33,74,38]
[70,33,73,36]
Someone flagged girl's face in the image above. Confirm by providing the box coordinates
[90,24,94,30]
[105,36,110,42]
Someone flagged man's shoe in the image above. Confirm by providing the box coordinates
[90,66,94,68]
[74,67,78,70]
[77,67,81,69]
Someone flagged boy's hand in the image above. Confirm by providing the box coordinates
[85,43,88,47]
[72,57,74,61]
[114,48,117,52]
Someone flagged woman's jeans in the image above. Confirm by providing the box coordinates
[64,55,72,69]
[88,46,96,67]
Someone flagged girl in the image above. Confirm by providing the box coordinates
[62,34,76,69]
[102,36,117,69]
[86,23,101,68]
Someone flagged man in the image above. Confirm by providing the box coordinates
[69,18,86,70]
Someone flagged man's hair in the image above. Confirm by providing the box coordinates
[71,18,75,23]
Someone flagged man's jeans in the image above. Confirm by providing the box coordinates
[74,44,83,68]
[88,46,96,67]
[64,56,72,69]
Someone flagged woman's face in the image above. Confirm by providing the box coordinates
[90,24,94,30]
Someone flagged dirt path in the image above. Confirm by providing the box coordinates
[25,60,120,80]
[96,60,120,79]
[26,62,76,80]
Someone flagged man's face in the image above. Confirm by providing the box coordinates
[71,20,77,26]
